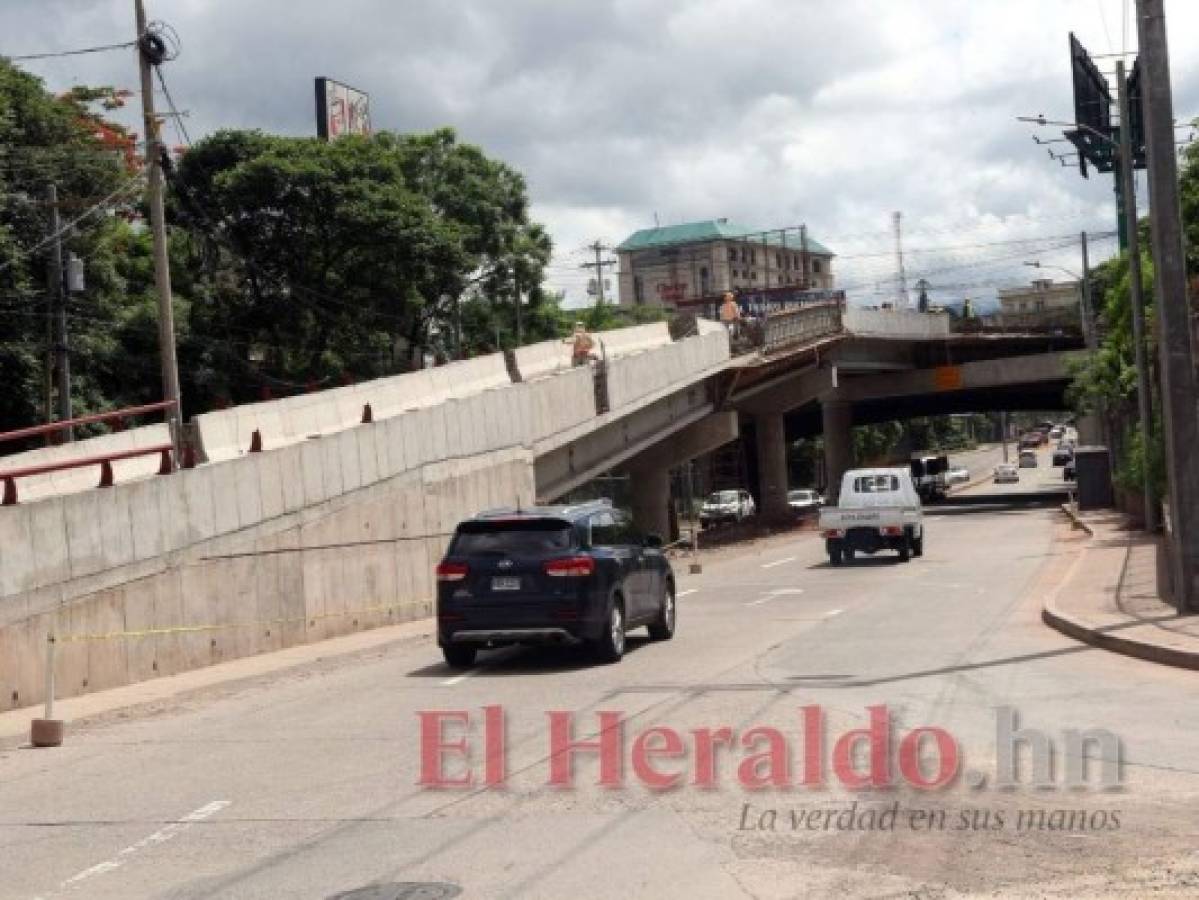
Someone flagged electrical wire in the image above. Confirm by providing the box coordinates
[0,174,144,275]
[154,66,191,146]
[3,40,135,62]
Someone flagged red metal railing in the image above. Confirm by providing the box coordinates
[0,400,178,447]
[0,401,181,506]
[1,444,174,505]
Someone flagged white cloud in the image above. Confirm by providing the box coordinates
[4,0,1196,307]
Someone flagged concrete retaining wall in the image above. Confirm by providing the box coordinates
[0,424,171,503]
[515,322,672,381]
[606,328,729,410]
[0,443,534,712]
[844,307,951,339]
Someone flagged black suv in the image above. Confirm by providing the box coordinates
[436,501,676,667]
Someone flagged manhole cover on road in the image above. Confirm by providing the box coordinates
[328,884,462,900]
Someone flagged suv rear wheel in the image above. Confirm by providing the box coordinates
[648,583,676,641]
[442,645,477,669]
[592,599,626,663]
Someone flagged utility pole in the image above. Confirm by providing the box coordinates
[1136,0,1199,611]
[1079,231,1096,350]
[135,0,183,460]
[580,240,616,305]
[1117,60,1158,534]
[44,183,72,440]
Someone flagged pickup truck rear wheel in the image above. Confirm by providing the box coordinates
[898,538,911,563]
[913,535,924,557]
[829,546,843,566]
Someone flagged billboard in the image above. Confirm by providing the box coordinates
[315,77,371,140]
[1066,33,1113,176]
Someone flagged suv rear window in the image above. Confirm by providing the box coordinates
[451,520,573,555]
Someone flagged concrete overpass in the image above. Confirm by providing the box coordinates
[0,306,1084,711]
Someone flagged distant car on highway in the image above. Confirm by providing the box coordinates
[945,465,970,484]
[1064,458,1076,481]
[1019,449,1038,468]
[700,489,755,526]
[993,463,1020,484]
[435,500,675,667]
[787,489,824,513]
[1051,445,1073,466]
[1049,425,1064,440]
[1019,433,1042,450]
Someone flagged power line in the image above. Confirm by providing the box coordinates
[0,174,144,275]
[3,40,136,62]
[154,66,191,146]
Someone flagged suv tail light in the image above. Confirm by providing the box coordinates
[436,561,469,582]
[544,556,596,577]
[881,526,904,537]
[822,529,845,539]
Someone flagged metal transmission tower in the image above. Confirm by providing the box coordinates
[892,212,910,309]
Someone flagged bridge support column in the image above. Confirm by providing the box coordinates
[822,398,852,504]
[627,463,672,542]
[755,412,789,521]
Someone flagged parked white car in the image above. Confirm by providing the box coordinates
[993,463,1020,484]
[700,489,756,526]
[818,468,924,564]
[787,489,824,513]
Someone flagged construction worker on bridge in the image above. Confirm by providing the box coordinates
[719,291,741,338]
[566,321,597,366]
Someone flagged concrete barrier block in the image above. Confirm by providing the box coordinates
[276,442,306,515]
[299,439,326,506]
[320,432,346,499]
[155,471,191,555]
[336,428,362,493]
[83,587,130,694]
[259,451,286,521]
[356,425,380,487]
[372,419,394,479]
[124,478,164,563]
[383,415,408,477]
[233,454,265,531]
[62,490,103,579]
[0,506,35,599]
[208,461,241,536]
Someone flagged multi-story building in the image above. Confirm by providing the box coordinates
[615,218,835,308]
[996,278,1081,318]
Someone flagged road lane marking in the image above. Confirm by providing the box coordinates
[747,588,804,606]
[441,670,480,686]
[676,589,698,598]
[54,800,231,893]
[825,608,843,617]
[760,556,796,569]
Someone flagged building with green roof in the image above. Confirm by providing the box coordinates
[614,218,835,307]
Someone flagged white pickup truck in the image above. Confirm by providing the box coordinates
[818,467,924,565]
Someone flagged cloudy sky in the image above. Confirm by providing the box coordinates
[4,0,1197,308]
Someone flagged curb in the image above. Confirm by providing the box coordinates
[1059,502,1095,536]
[1041,600,1199,671]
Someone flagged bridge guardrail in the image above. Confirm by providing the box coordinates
[762,301,844,353]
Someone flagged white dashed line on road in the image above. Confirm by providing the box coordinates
[676,589,699,598]
[825,608,843,617]
[747,588,804,606]
[50,800,231,895]
[441,670,480,687]
[760,556,796,569]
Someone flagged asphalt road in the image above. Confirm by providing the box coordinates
[3,493,1198,899]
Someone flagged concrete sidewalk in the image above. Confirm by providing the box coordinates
[1044,505,1199,670]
